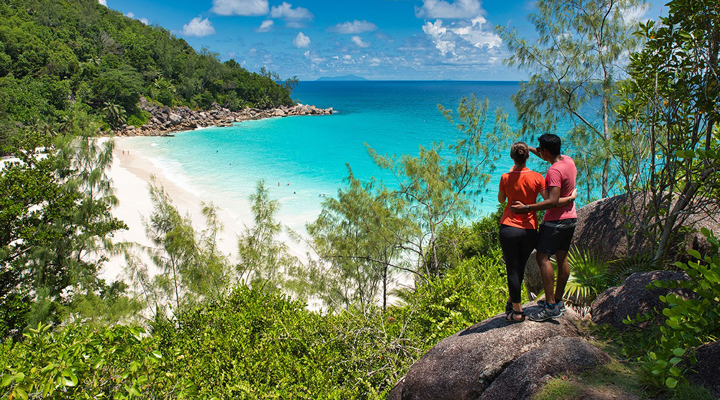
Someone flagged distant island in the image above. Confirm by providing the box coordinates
[316,74,368,81]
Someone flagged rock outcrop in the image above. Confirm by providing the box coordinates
[573,193,719,261]
[114,98,333,137]
[590,270,690,331]
[389,305,611,400]
[479,337,611,400]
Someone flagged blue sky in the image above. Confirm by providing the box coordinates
[102,0,665,81]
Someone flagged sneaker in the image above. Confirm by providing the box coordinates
[537,299,566,313]
[530,304,562,322]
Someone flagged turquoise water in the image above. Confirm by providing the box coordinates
[122,81,557,232]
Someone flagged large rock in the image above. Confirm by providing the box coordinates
[389,305,604,400]
[574,193,719,261]
[687,341,720,398]
[480,337,611,400]
[590,270,690,331]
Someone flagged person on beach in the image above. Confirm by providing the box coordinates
[498,142,576,322]
[510,134,577,322]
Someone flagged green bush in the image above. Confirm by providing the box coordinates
[394,251,508,343]
[0,323,162,400]
[126,109,151,127]
[151,285,412,399]
[639,228,720,390]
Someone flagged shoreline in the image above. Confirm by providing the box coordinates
[102,137,309,283]
[112,99,333,137]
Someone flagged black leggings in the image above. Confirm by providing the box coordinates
[499,225,538,304]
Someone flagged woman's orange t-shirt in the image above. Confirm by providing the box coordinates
[499,168,545,229]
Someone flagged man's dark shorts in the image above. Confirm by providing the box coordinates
[536,218,577,256]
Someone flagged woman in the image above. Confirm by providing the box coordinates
[497,142,576,322]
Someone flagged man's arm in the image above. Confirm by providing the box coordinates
[528,146,541,158]
[498,189,506,203]
[510,186,561,213]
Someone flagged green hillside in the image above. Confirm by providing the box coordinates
[0,0,295,145]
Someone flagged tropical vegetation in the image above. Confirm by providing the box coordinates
[1,0,720,398]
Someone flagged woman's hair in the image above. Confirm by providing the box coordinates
[510,142,529,162]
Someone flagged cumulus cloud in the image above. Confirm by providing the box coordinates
[351,36,370,48]
[293,32,311,48]
[98,0,107,6]
[257,20,274,32]
[270,2,313,21]
[328,20,378,34]
[182,16,216,37]
[212,0,269,16]
[415,0,482,19]
[422,16,500,56]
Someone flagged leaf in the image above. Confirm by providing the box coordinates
[666,377,678,389]
[673,348,685,357]
[687,249,701,260]
[13,387,28,400]
[62,369,78,387]
[1,375,13,387]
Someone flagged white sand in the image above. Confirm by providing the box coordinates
[102,137,262,282]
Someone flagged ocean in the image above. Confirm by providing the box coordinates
[120,81,558,233]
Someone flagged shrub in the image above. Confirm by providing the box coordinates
[393,251,508,343]
[126,109,151,127]
[642,228,720,389]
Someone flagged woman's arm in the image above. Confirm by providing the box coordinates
[498,189,506,203]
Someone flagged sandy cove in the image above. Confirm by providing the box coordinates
[102,136,309,284]
[101,100,332,282]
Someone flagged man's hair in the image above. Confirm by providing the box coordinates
[538,134,561,156]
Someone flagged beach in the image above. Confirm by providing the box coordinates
[103,137,263,282]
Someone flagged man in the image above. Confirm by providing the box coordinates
[510,133,577,321]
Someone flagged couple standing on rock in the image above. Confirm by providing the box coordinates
[497,134,578,322]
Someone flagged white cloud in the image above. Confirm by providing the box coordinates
[182,16,216,37]
[351,36,370,48]
[328,20,378,34]
[257,20,274,32]
[422,16,500,56]
[304,50,325,64]
[415,0,482,19]
[423,21,455,55]
[621,4,651,22]
[270,2,313,21]
[293,32,311,48]
[125,12,149,25]
[98,0,107,6]
[212,0,268,16]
